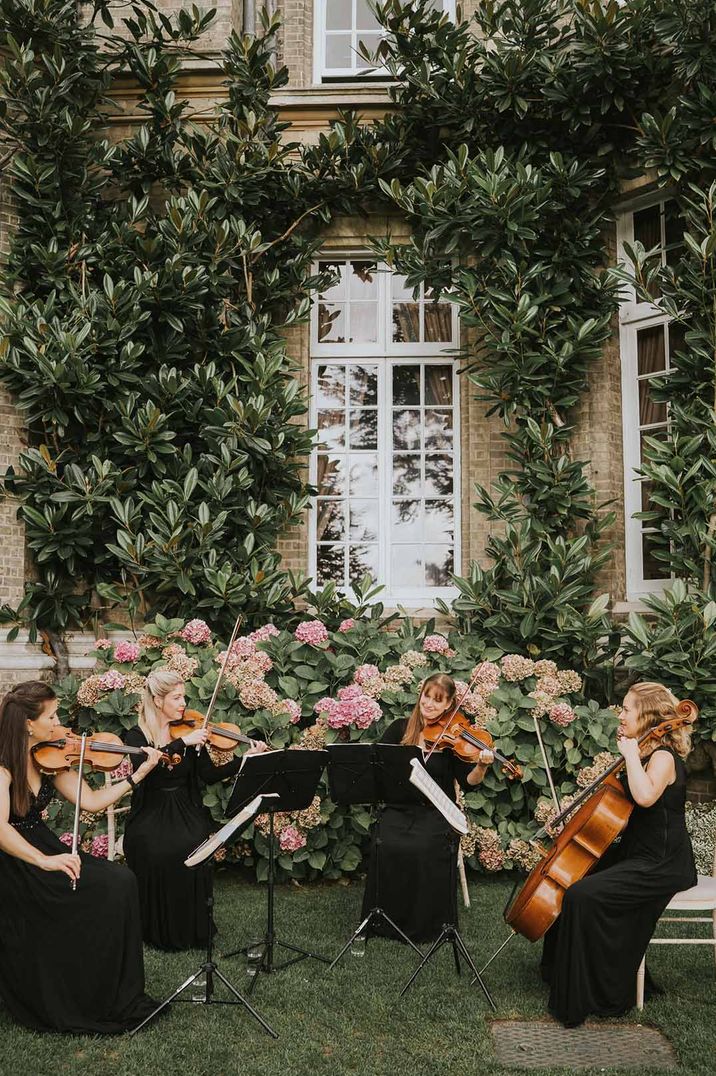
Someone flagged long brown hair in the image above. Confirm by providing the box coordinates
[627,681,692,759]
[0,681,57,817]
[402,673,456,746]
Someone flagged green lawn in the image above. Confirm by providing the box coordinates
[1,875,713,1076]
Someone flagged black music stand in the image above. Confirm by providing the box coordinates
[222,749,330,988]
[130,795,278,1038]
[326,742,427,968]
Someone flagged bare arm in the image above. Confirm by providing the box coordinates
[0,768,80,881]
[52,748,164,813]
[618,741,675,807]
[466,748,495,787]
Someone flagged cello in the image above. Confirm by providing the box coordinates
[504,698,698,942]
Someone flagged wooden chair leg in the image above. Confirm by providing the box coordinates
[636,955,645,1011]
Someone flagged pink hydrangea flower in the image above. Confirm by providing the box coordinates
[473,661,501,686]
[90,834,109,858]
[249,624,280,642]
[500,654,536,681]
[294,621,329,646]
[353,664,380,685]
[59,832,73,847]
[180,619,212,645]
[94,638,112,651]
[250,650,273,674]
[113,640,140,664]
[338,618,355,633]
[230,636,257,658]
[279,825,307,853]
[278,699,302,724]
[98,669,126,691]
[549,702,577,728]
[315,685,382,730]
[423,633,450,654]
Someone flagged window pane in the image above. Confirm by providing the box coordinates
[664,199,682,250]
[391,499,422,540]
[349,409,378,449]
[317,545,344,585]
[316,366,345,407]
[425,545,453,586]
[350,500,378,541]
[640,481,657,514]
[317,409,345,450]
[637,325,665,376]
[318,261,346,300]
[317,500,345,541]
[639,379,667,426]
[349,455,378,496]
[325,34,352,69]
[425,454,453,496]
[392,304,420,342]
[349,262,377,299]
[349,545,379,587]
[633,206,660,249]
[425,365,452,404]
[318,303,345,343]
[392,276,418,302]
[668,321,685,365]
[326,0,352,31]
[424,500,453,542]
[424,409,453,450]
[356,34,382,67]
[393,365,420,405]
[350,365,377,406]
[392,546,423,588]
[350,302,378,343]
[356,0,381,30]
[424,303,452,343]
[642,532,668,580]
[317,455,345,495]
[393,409,421,450]
[393,454,421,496]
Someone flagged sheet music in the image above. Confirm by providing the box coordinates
[408,758,469,835]
[184,792,279,868]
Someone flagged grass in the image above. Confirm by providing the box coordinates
[0,874,714,1076]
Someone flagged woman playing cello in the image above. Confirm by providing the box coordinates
[0,680,163,1033]
[541,682,697,1027]
[123,667,266,951]
[360,673,495,944]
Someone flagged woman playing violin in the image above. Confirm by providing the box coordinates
[541,682,697,1027]
[360,673,495,944]
[122,667,267,951]
[0,680,163,1033]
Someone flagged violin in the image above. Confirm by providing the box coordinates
[32,728,180,774]
[169,709,255,754]
[504,699,698,942]
[423,710,523,781]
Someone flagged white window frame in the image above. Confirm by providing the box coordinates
[617,193,677,600]
[312,0,457,85]
[308,256,461,606]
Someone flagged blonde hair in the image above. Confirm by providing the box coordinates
[402,673,456,746]
[138,668,184,746]
[626,681,692,759]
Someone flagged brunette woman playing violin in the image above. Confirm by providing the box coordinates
[360,673,495,944]
[541,682,697,1028]
[0,681,163,1033]
[123,667,267,951]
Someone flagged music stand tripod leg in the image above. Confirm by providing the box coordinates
[399,935,443,996]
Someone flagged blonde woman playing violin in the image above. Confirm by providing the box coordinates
[0,681,163,1033]
[123,667,266,951]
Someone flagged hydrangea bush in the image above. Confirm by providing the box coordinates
[54,614,619,881]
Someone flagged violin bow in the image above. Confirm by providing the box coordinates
[424,667,484,761]
[69,733,88,891]
[196,612,244,751]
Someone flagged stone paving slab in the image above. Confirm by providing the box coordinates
[490,1019,678,1070]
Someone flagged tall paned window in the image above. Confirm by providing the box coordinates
[314,0,455,82]
[617,198,683,598]
[310,260,460,603]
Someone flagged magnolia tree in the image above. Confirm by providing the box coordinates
[54,614,618,881]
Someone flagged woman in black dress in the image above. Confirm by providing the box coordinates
[123,667,265,950]
[360,673,494,943]
[542,681,697,1027]
[0,680,162,1034]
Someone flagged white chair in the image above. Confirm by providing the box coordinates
[104,770,131,861]
[636,838,716,1010]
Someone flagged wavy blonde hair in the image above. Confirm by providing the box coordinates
[138,668,184,746]
[402,673,456,746]
[627,681,692,759]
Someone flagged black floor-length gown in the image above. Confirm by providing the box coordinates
[360,718,475,943]
[123,729,243,951]
[0,776,156,1034]
[541,746,697,1027]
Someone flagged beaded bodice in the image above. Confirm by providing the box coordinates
[9,775,53,831]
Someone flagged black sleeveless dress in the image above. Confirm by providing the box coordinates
[542,746,697,1026]
[360,718,475,943]
[0,775,156,1034]
[122,729,244,950]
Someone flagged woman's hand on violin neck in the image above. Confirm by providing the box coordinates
[41,852,81,882]
[181,728,209,748]
[246,739,269,755]
[478,749,494,766]
[136,746,164,778]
